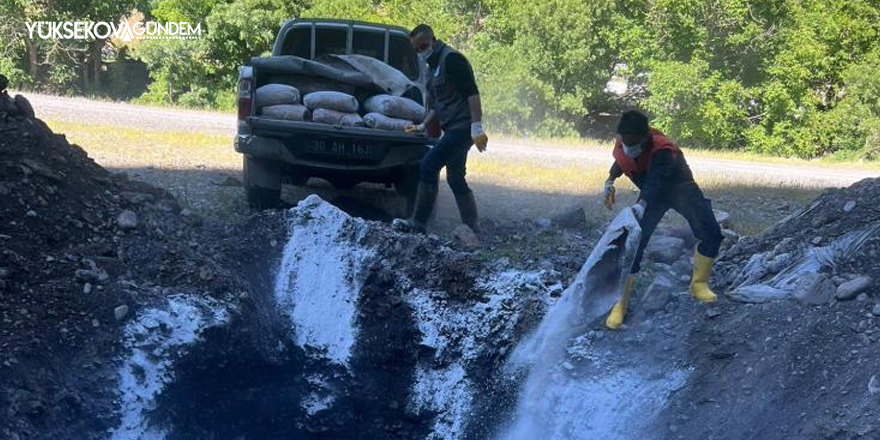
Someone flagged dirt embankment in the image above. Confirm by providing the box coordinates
[0,90,256,439]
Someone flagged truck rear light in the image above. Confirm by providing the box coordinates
[237,78,253,121]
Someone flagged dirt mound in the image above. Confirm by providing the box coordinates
[716,177,880,303]
[646,177,880,440]
[0,94,247,439]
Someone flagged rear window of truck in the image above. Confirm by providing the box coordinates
[279,23,419,80]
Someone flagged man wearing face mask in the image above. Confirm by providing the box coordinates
[603,110,724,330]
[392,24,488,235]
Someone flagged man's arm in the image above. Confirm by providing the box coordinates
[607,162,623,182]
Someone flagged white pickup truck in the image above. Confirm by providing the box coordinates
[235,18,432,210]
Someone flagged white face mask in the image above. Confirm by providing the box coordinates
[418,46,433,61]
[622,142,643,158]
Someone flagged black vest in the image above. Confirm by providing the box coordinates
[428,42,472,130]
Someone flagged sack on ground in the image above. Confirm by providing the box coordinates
[363,94,425,122]
[261,104,311,121]
[363,112,411,131]
[303,91,359,113]
[255,84,301,108]
[312,108,364,127]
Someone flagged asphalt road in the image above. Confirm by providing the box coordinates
[22,91,877,188]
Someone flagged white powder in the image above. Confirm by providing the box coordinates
[273,195,373,367]
[407,269,547,440]
[110,294,229,440]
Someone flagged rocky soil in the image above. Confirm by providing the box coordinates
[0,88,251,439]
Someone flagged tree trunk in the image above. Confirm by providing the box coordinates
[89,38,106,89]
[25,37,38,81]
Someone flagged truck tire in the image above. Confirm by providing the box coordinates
[243,156,282,210]
[246,186,281,210]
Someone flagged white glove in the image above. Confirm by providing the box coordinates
[471,122,488,151]
[603,180,616,210]
[405,122,426,133]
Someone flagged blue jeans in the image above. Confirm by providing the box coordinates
[631,182,724,273]
[419,126,473,195]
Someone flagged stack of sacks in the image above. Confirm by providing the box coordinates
[255,84,310,121]
[303,91,363,127]
[363,94,425,131]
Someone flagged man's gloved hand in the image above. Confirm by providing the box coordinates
[471,122,488,152]
[603,180,616,210]
[631,200,646,220]
[405,122,426,133]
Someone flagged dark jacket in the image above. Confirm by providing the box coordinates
[608,129,696,205]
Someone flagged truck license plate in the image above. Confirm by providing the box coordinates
[305,139,374,159]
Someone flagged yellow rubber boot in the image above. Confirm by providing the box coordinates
[605,274,636,330]
[690,249,718,303]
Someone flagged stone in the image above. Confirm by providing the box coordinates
[645,235,685,264]
[857,293,869,302]
[180,209,203,227]
[792,273,835,305]
[843,201,856,212]
[811,236,823,245]
[534,217,553,231]
[766,252,792,274]
[82,283,93,294]
[713,210,731,225]
[116,210,138,230]
[872,304,880,316]
[552,205,587,230]
[641,274,677,314]
[835,275,873,301]
[451,225,480,250]
[114,305,129,321]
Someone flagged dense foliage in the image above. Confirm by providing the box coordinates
[2,0,878,158]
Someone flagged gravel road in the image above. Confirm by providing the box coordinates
[23,91,876,188]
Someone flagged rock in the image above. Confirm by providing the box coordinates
[721,228,739,241]
[706,308,721,319]
[451,225,480,250]
[114,305,129,321]
[180,209,203,227]
[713,210,731,225]
[534,217,553,231]
[641,275,677,314]
[26,210,37,218]
[872,304,880,316]
[792,273,835,305]
[843,200,856,212]
[645,235,685,264]
[835,275,873,301]
[14,95,35,119]
[82,283,93,294]
[765,252,792,274]
[553,205,587,230]
[811,236,823,245]
[857,293,869,302]
[119,191,155,205]
[116,210,138,230]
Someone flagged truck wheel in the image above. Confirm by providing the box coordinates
[243,156,281,210]
[246,186,281,210]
